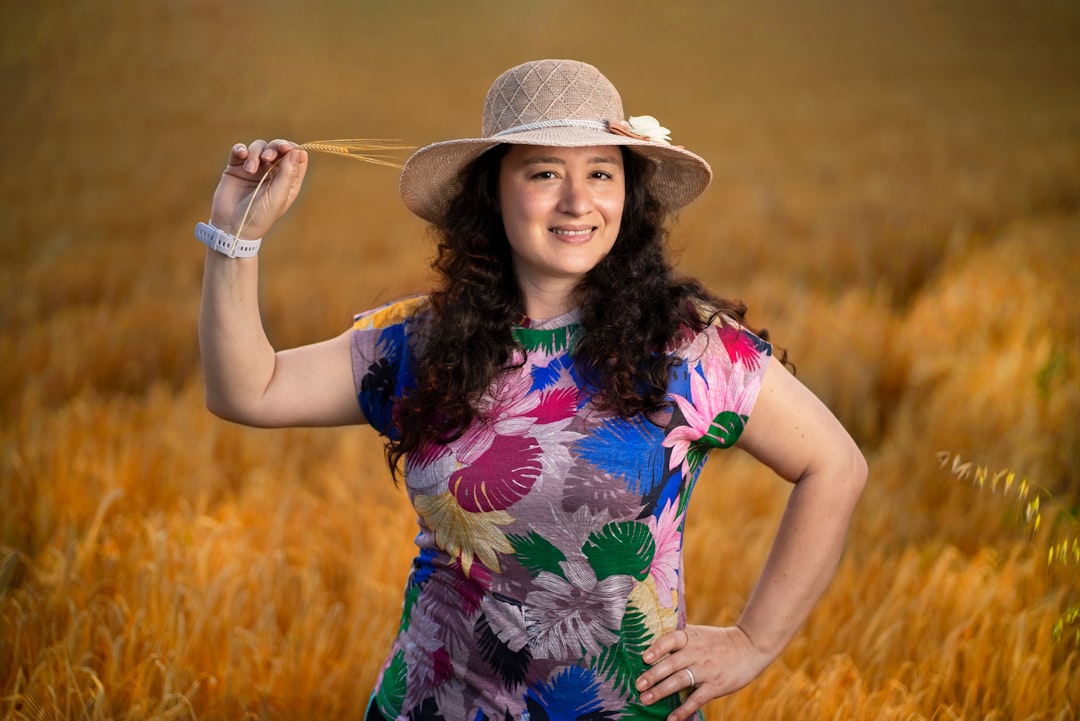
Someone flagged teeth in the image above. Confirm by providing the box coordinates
[552,228,592,236]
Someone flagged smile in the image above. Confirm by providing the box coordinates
[550,227,595,237]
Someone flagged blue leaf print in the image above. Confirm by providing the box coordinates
[575,417,667,496]
[526,666,605,721]
[667,359,691,402]
[409,547,438,587]
[359,324,405,435]
[530,362,561,393]
[530,354,573,393]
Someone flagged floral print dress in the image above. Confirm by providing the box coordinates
[351,296,771,721]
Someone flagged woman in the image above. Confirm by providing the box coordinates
[198,59,866,721]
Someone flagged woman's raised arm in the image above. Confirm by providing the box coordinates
[198,139,365,428]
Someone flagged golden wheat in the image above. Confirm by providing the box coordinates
[938,451,1080,656]
[295,140,412,168]
[937,451,1046,536]
[3,2,1079,719]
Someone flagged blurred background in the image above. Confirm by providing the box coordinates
[1,1,1078,719]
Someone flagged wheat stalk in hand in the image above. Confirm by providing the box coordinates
[236,139,412,241]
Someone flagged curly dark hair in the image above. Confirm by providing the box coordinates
[385,145,773,476]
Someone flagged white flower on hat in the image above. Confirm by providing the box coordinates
[624,115,672,144]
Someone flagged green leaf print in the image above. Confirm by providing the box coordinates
[511,324,580,354]
[620,694,681,720]
[399,582,422,632]
[703,410,746,449]
[508,531,567,578]
[684,444,709,477]
[584,521,655,581]
[596,604,651,697]
[375,649,407,718]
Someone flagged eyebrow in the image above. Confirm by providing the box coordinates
[522,155,622,166]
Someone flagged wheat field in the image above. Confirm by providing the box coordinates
[1,2,1078,719]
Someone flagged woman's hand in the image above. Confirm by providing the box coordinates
[635,625,774,720]
[209,138,308,240]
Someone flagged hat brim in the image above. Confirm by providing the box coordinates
[398,126,712,224]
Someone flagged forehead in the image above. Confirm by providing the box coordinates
[503,144,624,166]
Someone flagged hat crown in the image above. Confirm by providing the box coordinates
[482,59,625,138]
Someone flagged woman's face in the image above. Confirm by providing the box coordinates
[498,144,625,317]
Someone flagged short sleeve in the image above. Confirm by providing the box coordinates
[350,295,428,436]
[668,321,772,453]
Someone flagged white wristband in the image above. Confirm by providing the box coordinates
[195,221,262,258]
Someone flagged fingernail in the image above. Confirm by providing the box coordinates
[636,678,648,690]
[641,691,653,703]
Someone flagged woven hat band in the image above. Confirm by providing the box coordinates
[492,118,610,138]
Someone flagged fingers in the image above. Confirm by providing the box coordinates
[643,627,689,666]
[225,139,301,175]
[636,628,694,707]
[211,138,308,240]
[637,664,697,702]
[227,143,247,167]
[636,625,771,719]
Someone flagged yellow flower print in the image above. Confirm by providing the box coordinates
[629,576,679,641]
[414,491,515,577]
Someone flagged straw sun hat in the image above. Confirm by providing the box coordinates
[398,59,713,224]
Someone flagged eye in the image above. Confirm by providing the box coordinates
[530,170,558,180]
[591,170,614,180]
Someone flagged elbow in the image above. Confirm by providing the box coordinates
[204,391,240,423]
[204,389,263,427]
[843,441,869,506]
[801,437,867,511]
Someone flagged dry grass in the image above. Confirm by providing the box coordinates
[2,1,1079,719]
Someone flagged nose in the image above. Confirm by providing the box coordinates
[557,177,590,216]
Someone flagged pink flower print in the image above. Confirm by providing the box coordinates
[716,324,766,371]
[662,342,760,474]
[661,423,705,476]
[407,368,543,499]
[529,387,580,424]
[647,500,685,608]
[458,369,541,464]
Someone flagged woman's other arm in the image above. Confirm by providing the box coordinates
[637,355,867,718]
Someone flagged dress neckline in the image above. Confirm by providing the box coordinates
[514,307,581,330]
[512,308,581,354]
